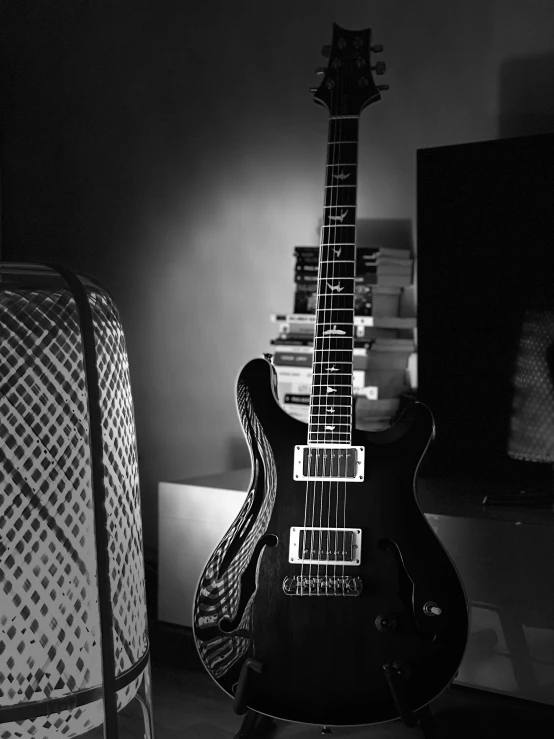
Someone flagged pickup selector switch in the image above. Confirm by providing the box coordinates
[423,601,442,616]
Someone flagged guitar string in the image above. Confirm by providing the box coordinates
[343,100,354,595]
[338,72,349,597]
[330,73,346,596]
[321,81,337,596]
[308,79,338,596]
[310,88,332,595]
[301,84,332,596]
[329,82,341,595]
[322,95,338,595]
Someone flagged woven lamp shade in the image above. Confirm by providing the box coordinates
[508,307,554,463]
[0,263,154,739]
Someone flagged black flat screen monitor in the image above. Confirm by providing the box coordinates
[417,133,554,492]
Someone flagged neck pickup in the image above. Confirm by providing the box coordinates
[293,445,365,481]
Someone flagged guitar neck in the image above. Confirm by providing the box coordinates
[308,115,360,446]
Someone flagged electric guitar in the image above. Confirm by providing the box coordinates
[193,24,468,727]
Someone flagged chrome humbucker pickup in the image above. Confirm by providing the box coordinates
[293,445,365,482]
[289,527,362,565]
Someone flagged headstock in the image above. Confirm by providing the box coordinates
[312,23,387,116]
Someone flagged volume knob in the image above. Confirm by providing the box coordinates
[375,613,397,631]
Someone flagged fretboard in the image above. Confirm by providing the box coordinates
[308,116,359,446]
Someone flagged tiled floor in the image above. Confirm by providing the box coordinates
[141,565,554,739]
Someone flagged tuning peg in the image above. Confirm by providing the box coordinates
[377,84,390,91]
[310,87,319,93]
[371,44,384,53]
[321,44,331,58]
[315,67,326,76]
[372,61,386,75]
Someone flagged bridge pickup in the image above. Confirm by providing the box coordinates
[289,527,361,565]
[293,445,364,481]
[283,575,362,596]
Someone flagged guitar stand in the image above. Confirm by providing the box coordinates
[383,661,439,739]
[230,657,440,739]
[232,658,275,739]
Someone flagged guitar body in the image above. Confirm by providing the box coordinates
[193,357,468,726]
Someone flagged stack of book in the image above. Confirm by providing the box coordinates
[271,245,417,427]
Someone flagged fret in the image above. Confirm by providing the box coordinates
[313,346,355,353]
[327,143,358,164]
[316,308,354,323]
[313,353,354,363]
[325,165,357,188]
[329,118,359,141]
[309,423,350,428]
[312,380,354,388]
[319,244,356,261]
[316,302,355,313]
[321,226,356,245]
[313,365,353,374]
[324,187,357,208]
[311,373,354,381]
[319,259,355,264]
[311,413,353,420]
[317,262,355,280]
[310,393,352,408]
[309,432,351,438]
[317,296,355,308]
[324,207,356,228]
[308,442,352,447]
[313,330,354,336]
[314,333,354,342]
[315,320,354,325]
[313,337,353,353]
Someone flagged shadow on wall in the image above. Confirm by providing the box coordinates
[498,53,554,138]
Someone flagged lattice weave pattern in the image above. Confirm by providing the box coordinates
[0,287,148,739]
[509,307,554,462]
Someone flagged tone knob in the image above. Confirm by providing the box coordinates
[375,613,397,632]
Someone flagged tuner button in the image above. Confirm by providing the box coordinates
[377,84,390,91]
[310,87,319,94]
[321,44,331,58]
[372,61,386,75]
[315,67,326,76]
[371,44,384,53]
